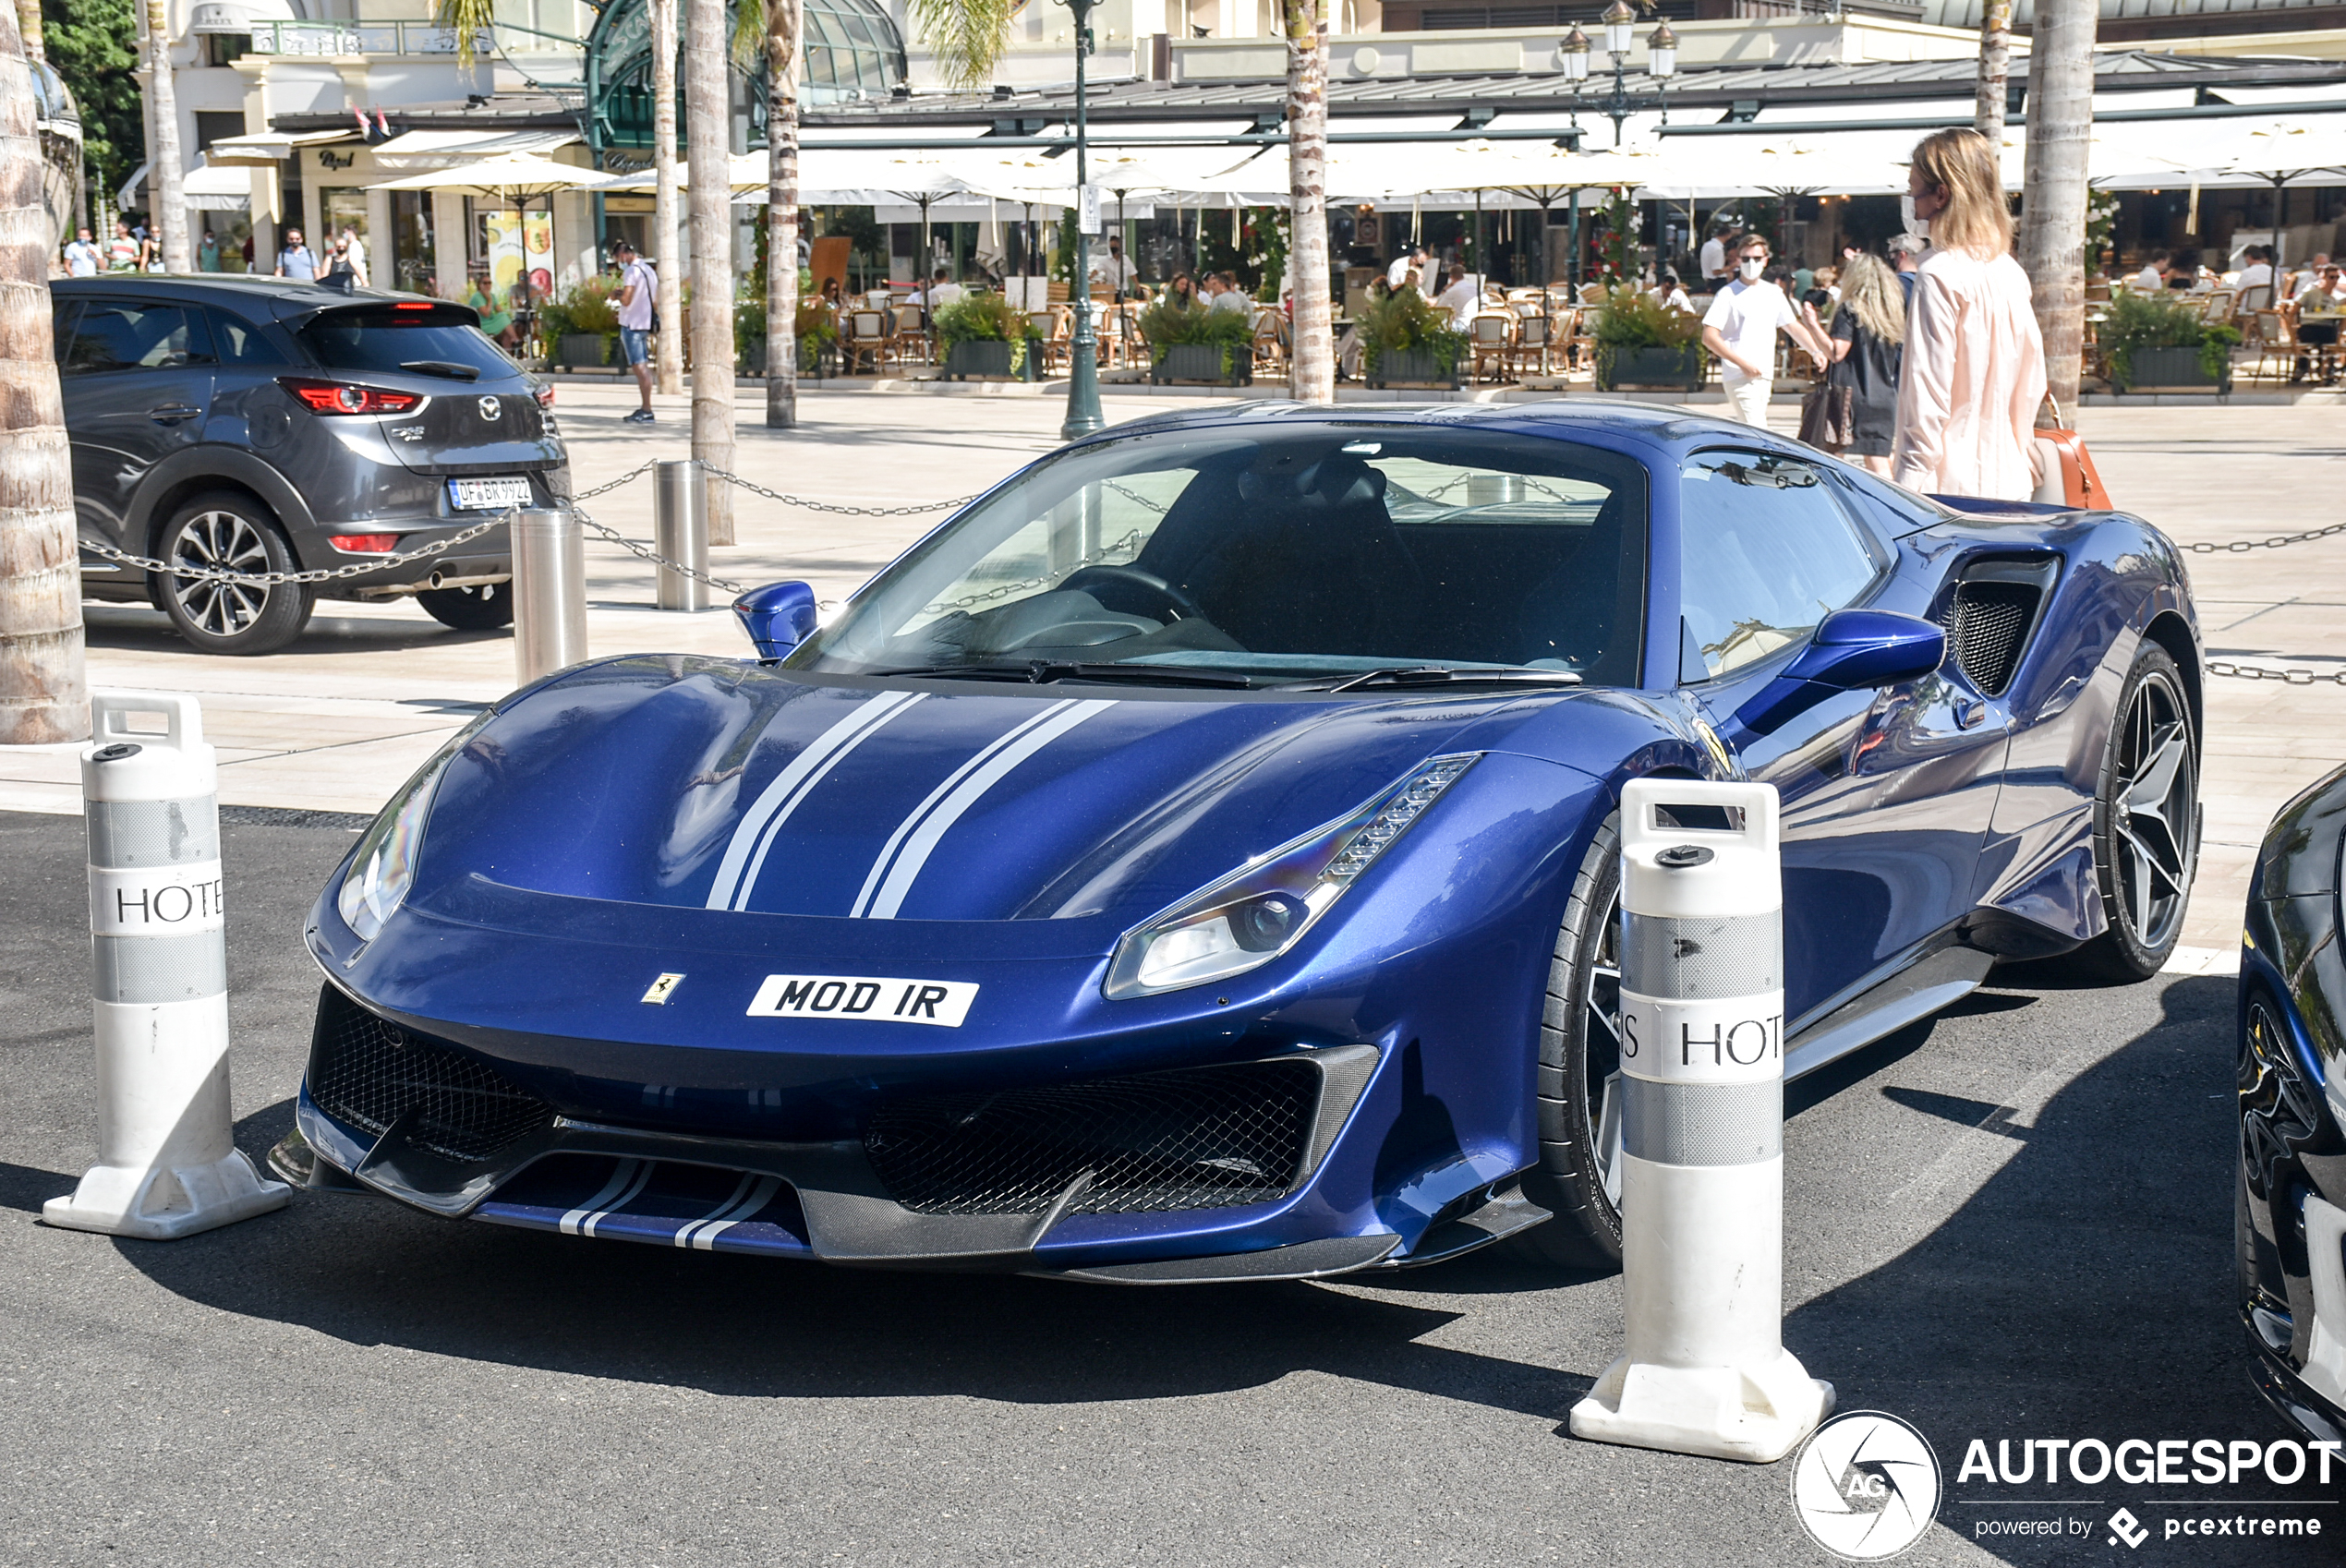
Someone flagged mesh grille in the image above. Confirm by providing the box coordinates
[309,988,553,1164]
[1948,581,2038,696]
[865,1059,1321,1217]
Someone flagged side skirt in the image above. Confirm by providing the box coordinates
[1784,944,1997,1084]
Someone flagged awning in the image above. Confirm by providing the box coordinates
[201,129,356,167]
[365,153,595,199]
[183,161,253,211]
[188,0,296,33]
[369,129,582,172]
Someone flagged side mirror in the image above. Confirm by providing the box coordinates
[732,581,819,661]
[1727,609,1946,740]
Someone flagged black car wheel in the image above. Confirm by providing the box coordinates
[417,581,515,631]
[2062,643,2200,981]
[1510,815,1626,1271]
[156,493,315,656]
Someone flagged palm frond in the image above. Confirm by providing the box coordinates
[732,0,767,66]
[434,0,498,66]
[905,0,1018,92]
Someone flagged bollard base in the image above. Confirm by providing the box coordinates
[42,1150,290,1241]
[1568,1349,1834,1464]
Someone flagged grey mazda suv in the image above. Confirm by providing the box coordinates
[54,274,570,655]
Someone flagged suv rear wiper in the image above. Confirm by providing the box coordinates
[399,360,481,380]
[877,660,1256,689]
[1287,666,1585,693]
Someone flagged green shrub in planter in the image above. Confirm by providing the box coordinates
[1591,285,1706,391]
[1141,299,1255,382]
[1359,289,1466,387]
[2101,290,2238,392]
[935,293,1042,379]
[558,333,609,368]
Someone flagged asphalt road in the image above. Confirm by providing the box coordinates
[0,807,2331,1568]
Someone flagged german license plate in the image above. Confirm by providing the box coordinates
[448,476,533,511]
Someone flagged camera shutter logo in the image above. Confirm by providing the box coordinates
[1790,1411,1942,1560]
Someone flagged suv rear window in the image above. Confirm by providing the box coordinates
[297,305,516,379]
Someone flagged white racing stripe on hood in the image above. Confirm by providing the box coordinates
[852,698,1118,921]
[705,689,928,911]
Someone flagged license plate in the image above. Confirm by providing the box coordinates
[746,974,979,1028]
[448,476,534,511]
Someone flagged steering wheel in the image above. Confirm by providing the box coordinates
[1058,564,1204,622]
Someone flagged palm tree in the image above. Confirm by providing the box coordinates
[1973,0,2012,144]
[653,0,683,396]
[2020,0,2096,418]
[142,0,189,271]
[906,0,1018,90]
[734,0,800,428]
[1282,0,1333,403]
[687,0,735,542]
[0,1,85,744]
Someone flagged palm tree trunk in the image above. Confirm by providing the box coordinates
[1282,0,1332,403]
[142,0,188,272]
[1973,0,2011,143]
[765,0,799,428]
[652,0,683,396]
[2019,0,2095,421]
[15,0,39,59]
[0,1,84,744]
[685,0,735,543]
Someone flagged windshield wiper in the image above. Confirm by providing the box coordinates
[1288,666,1585,694]
[399,359,481,380]
[876,660,1257,689]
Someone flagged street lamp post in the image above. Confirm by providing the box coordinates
[1058,0,1104,440]
[1594,1,1675,147]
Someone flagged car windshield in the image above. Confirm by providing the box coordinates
[296,305,517,379]
[789,421,1648,688]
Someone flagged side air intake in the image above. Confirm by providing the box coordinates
[1943,558,2057,699]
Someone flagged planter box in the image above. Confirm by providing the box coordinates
[558,333,609,369]
[2115,344,2231,393]
[1366,347,1461,390]
[741,337,767,375]
[1598,344,1704,392]
[943,339,1042,380]
[1150,343,1252,385]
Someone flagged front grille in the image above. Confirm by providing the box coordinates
[865,1059,1321,1217]
[1947,580,2039,696]
[308,987,553,1164]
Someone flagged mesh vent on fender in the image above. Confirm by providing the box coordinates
[865,1058,1321,1216]
[1941,558,2057,699]
[308,985,554,1164]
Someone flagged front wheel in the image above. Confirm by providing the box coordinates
[1508,816,1626,1271]
[2059,642,2200,982]
[417,581,514,631]
[156,493,315,656]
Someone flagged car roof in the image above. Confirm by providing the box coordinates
[49,273,450,316]
[1086,398,1805,462]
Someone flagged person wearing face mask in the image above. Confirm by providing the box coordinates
[1700,234,1832,428]
[1891,127,2047,502]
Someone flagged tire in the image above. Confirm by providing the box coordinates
[1508,815,1626,1271]
[155,492,315,656]
[417,581,514,631]
[2058,642,2200,982]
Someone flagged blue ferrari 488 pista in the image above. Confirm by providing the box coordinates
[284,402,2202,1282]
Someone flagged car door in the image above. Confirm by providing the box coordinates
[57,296,219,550]
[1673,448,2005,1025]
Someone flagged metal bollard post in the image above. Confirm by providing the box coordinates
[653,458,710,612]
[512,506,586,686]
[42,691,290,1240]
[1568,778,1832,1464]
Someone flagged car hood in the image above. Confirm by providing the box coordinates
[412,656,1606,934]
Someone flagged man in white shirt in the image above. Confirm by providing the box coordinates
[1208,271,1252,314]
[913,267,963,310]
[612,238,659,423]
[2132,250,2170,293]
[1698,224,1730,285]
[2234,245,2274,296]
[62,226,100,276]
[1089,235,1138,295]
[1386,245,1428,291]
[1699,234,1832,427]
[1434,266,1481,328]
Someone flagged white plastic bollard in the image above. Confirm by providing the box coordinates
[42,692,290,1240]
[1568,778,1832,1464]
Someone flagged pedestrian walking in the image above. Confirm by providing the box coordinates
[613,238,659,423]
[1800,252,1903,476]
[274,228,317,282]
[104,218,142,272]
[62,225,101,276]
[1699,230,1832,428]
[1890,127,2047,502]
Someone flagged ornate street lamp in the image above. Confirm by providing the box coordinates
[1591,0,1674,146]
[1057,0,1104,440]
[1559,26,1590,130]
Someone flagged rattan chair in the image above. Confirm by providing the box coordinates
[842,309,895,374]
[1467,311,1516,382]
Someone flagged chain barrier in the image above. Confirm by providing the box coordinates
[921,527,1148,618]
[572,461,660,501]
[2180,522,2346,555]
[2208,660,2346,687]
[76,513,511,588]
[570,502,747,597]
[702,464,980,517]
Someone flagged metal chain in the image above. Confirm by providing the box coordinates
[572,461,659,501]
[921,527,1148,617]
[704,464,979,517]
[571,502,747,596]
[76,513,510,587]
[2208,659,2346,686]
[2181,522,2346,555]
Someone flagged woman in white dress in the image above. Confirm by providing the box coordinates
[1890,127,2047,502]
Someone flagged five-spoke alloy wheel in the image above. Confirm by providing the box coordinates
[2070,642,2200,980]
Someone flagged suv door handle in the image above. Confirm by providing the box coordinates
[149,404,200,424]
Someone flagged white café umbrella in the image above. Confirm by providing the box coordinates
[366,152,593,201]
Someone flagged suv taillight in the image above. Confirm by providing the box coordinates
[278,378,423,415]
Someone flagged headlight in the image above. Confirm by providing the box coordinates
[1104,754,1479,999]
[335,712,494,942]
